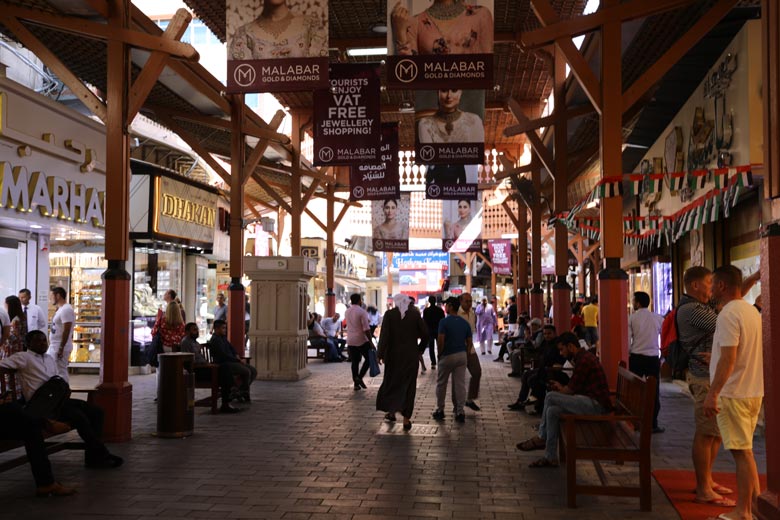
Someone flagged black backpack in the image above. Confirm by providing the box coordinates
[24,376,71,419]
[665,301,693,379]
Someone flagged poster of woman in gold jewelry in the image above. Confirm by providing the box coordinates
[226,0,328,92]
[386,0,494,89]
[415,88,485,165]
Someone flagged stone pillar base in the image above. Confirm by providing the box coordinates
[244,257,317,381]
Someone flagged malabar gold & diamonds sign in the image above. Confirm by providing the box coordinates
[226,0,328,92]
[349,123,400,201]
[415,88,485,165]
[386,0,494,89]
[442,197,482,253]
[372,193,410,252]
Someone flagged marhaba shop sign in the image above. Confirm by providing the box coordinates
[0,81,106,230]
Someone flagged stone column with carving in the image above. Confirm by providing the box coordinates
[244,256,316,381]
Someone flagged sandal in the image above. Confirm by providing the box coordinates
[529,457,559,468]
[516,437,546,451]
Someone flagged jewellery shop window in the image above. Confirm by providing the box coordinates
[132,246,182,347]
[49,252,107,365]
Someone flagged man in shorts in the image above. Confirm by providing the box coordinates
[704,266,763,520]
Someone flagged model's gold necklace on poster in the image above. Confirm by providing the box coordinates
[427,1,466,21]
[436,110,462,135]
[257,11,294,39]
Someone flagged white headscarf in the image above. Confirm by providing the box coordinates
[393,293,411,319]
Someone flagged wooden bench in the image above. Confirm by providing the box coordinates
[559,363,656,511]
[0,369,95,474]
[191,344,253,413]
[306,338,327,360]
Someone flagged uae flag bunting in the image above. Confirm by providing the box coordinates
[712,167,731,189]
[692,170,708,190]
[628,175,642,196]
[648,174,664,193]
[702,195,713,226]
[668,172,686,191]
[623,217,634,233]
[709,192,722,223]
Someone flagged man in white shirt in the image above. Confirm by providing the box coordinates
[704,266,764,520]
[18,288,47,333]
[628,291,665,433]
[321,313,347,359]
[0,330,123,469]
[49,287,75,382]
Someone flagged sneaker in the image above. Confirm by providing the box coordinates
[455,413,466,423]
[465,400,481,411]
[432,410,445,421]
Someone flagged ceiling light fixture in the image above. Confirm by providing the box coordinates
[346,47,388,57]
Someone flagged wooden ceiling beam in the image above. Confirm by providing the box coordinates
[530,0,603,113]
[622,0,738,113]
[4,5,198,60]
[333,200,352,229]
[128,8,191,121]
[494,158,541,181]
[521,0,698,47]
[503,104,595,137]
[251,173,292,213]
[2,16,107,123]
[303,207,327,232]
[507,98,555,179]
[156,113,230,183]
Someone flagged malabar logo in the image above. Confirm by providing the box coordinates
[419,145,436,162]
[375,239,384,249]
[233,64,256,87]
[395,59,418,83]
[352,186,365,198]
[318,147,334,163]
[427,184,441,198]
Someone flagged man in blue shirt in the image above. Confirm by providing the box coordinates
[434,297,474,423]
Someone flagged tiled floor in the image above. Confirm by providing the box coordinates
[0,353,766,519]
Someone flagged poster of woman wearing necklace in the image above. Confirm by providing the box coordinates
[386,0,494,89]
[415,88,485,167]
[442,198,482,253]
[226,0,328,92]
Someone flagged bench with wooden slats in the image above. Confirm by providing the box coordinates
[0,369,95,474]
[193,343,253,412]
[559,362,656,511]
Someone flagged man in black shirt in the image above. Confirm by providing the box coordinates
[208,320,257,402]
[422,296,445,369]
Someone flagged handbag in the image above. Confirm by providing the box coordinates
[368,347,381,377]
[24,376,71,419]
[146,333,163,367]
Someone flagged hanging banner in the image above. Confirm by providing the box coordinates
[424,164,479,200]
[541,239,555,275]
[372,193,411,252]
[386,0,494,89]
[442,198,482,253]
[350,123,400,201]
[415,89,485,166]
[226,0,328,92]
[488,239,511,275]
[314,63,382,166]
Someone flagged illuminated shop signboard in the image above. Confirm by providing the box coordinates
[153,175,217,243]
[0,162,105,227]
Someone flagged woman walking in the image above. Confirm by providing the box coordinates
[376,294,428,431]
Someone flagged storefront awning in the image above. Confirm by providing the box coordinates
[335,276,363,291]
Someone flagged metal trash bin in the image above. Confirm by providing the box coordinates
[156,352,194,438]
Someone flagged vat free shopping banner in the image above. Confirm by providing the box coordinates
[349,123,400,201]
[442,197,482,253]
[488,239,512,275]
[372,193,411,252]
[424,164,479,200]
[386,0,494,89]
[416,89,485,166]
[226,0,328,92]
[314,63,382,166]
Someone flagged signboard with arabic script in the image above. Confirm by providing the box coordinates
[226,0,328,92]
[314,63,381,166]
[349,123,400,201]
[386,0,494,89]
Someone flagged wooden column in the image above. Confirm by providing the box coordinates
[530,164,544,320]
[758,1,780,517]
[597,0,629,388]
[518,203,529,314]
[552,45,572,335]
[94,0,132,442]
[465,253,474,293]
[325,183,336,316]
[227,94,246,353]
[290,112,303,255]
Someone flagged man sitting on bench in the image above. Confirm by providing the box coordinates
[516,332,612,468]
[0,330,123,470]
[180,323,239,413]
[0,398,76,497]
[208,320,257,402]
[507,325,569,414]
